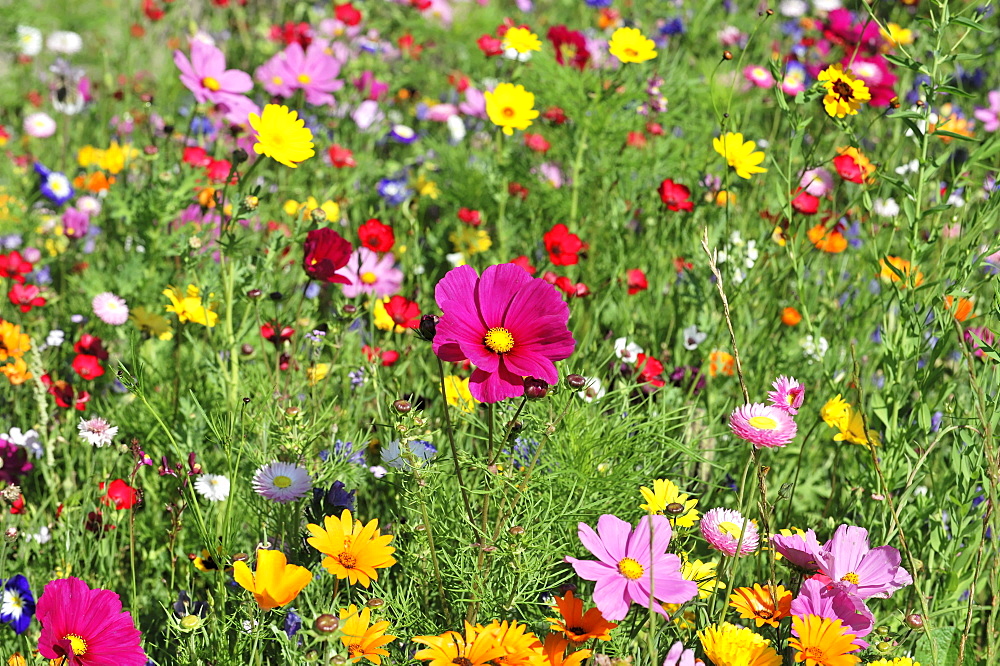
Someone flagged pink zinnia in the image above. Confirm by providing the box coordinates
[771,529,823,571]
[174,40,253,105]
[767,375,804,414]
[565,514,697,621]
[279,42,345,106]
[700,507,759,556]
[432,263,576,403]
[729,403,797,448]
[36,577,146,665]
[814,525,912,600]
[790,578,874,648]
[92,292,129,326]
[337,248,403,299]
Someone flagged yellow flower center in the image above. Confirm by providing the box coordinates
[803,647,826,660]
[64,634,88,656]
[361,271,378,284]
[272,76,284,85]
[297,73,312,85]
[624,48,638,58]
[617,557,644,580]
[338,552,358,569]
[841,572,860,584]
[273,475,292,489]
[483,327,515,354]
[748,416,778,430]
[718,521,743,539]
[201,76,221,92]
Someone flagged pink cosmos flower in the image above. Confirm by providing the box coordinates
[352,100,384,131]
[771,529,823,571]
[255,52,296,98]
[729,403,797,448]
[799,167,834,197]
[974,90,1000,133]
[565,514,697,621]
[337,248,403,299]
[432,263,576,403]
[814,525,913,600]
[743,64,775,88]
[790,578,874,648]
[174,40,253,105]
[92,292,129,326]
[36,577,146,665]
[844,55,897,107]
[280,42,345,106]
[662,641,697,666]
[767,375,804,414]
[700,507,759,556]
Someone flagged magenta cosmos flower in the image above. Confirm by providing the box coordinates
[814,525,912,600]
[790,578,874,648]
[767,375,804,414]
[771,529,823,571]
[174,40,253,105]
[36,577,146,665]
[433,263,576,403]
[729,403,797,448]
[565,514,697,621]
[700,507,759,556]
[337,248,403,299]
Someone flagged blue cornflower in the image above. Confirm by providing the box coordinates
[324,439,366,466]
[377,178,412,206]
[0,575,35,634]
[284,609,303,638]
[34,163,74,207]
[584,0,613,7]
[659,18,685,36]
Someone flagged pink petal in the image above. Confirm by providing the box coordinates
[594,514,632,563]
[220,69,254,94]
[475,263,530,327]
[469,364,523,403]
[592,576,631,621]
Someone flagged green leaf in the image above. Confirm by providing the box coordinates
[934,84,975,98]
[950,15,990,32]
[914,626,960,666]
[931,130,977,142]
[884,53,926,71]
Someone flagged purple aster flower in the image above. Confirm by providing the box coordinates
[814,524,913,600]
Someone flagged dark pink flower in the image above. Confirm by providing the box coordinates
[36,577,146,665]
[771,529,823,571]
[790,578,874,647]
[432,264,575,403]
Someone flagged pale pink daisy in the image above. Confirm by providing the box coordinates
[92,292,129,326]
[700,507,759,556]
[78,417,119,448]
[24,112,57,138]
[767,375,804,414]
[252,461,312,503]
[729,403,797,448]
[337,248,403,299]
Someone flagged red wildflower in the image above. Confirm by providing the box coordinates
[9,494,24,514]
[449,72,470,92]
[334,2,362,25]
[543,107,568,124]
[72,354,105,381]
[544,223,586,266]
[547,25,591,70]
[328,144,356,168]
[832,147,874,184]
[8,284,45,313]
[182,146,212,168]
[383,295,421,330]
[553,276,590,298]
[458,208,483,226]
[205,158,233,182]
[261,322,295,347]
[646,122,665,136]
[142,0,165,21]
[269,21,312,48]
[0,251,33,284]
[74,334,109,360]
[303,228,353,284]
[658,179,694,212]
[398,34,423,59]
[626,131,647,148]
[477,34,503,57]
[626,269,648,295]
[674,257,693,273]
[41,375,90,410]
[101,479,140,510]
[509,256,536,274]
[635,353,665,388]
[362,345,400,366]
[791,188,820,215]
[524,133,551,153]
[358,218,395,253]
[508,182,530,200]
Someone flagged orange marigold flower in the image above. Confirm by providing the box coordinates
[944,295,974,322]
[542,634,591,666]
[807,223,848,253]
[708,350,735,377]
[548,591,617,643]
[782,307,803,326]
[729,584,792,628]
[879,256,924,288]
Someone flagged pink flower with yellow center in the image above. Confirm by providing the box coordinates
[729,403,797,448]
[173,40,253,105]
[337,248,403,299]
[701,507,759,556]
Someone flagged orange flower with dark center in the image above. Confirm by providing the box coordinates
[548,591,617,644]
[729,584,792,628]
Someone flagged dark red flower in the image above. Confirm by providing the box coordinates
[477,34,503,57]
[0,251,33,284]
[791,188,820,215]
[8,284,45,313]
[328,144,356,168]
[101,479,140,510]
[658,179,694,212]
[383,295,421,330]
[523,133,551,153]
[458,208,483,226]
[547,25,591,70]
[72,354,105,381]
[544,223,586,266]
[543,107,568,124]
[261,322,295,347]
[303,228,352,284]
[508,256,536,274]
[335,2,362,25]
[85,510,115,534]
[0,439,32,485]
[74,334,109,360]
[626,269,648,295]
[41,375,90,410]
[635,353,665,388]
[508,182,530,200]
[358,218,394,252]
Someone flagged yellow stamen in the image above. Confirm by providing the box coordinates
[483,327,515,354]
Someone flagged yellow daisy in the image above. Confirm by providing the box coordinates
[788,615,861,666]
[306,509,396,587]
[249,104,315,168]
[503,27,541,54]
[817,64,871,118]
[638,479,700,527]
[484,83,539,136]
[608,27,657,63]
[699,622,782,666]
[713,132,767,179]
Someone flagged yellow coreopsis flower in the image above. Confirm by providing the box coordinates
[820,394,880,447]
[98,141,137,175]
[681,557,725,599]
[503,27,541,54]
[283,196,340,222]
[818,64,871,118]
[233,549,313,611]
[306,509,396,587]
[880,23,914,47]
[788,615,860,666]
[163,285,218,328]
[608,27,657,63]
[307,363,330,385]
[713,132,767,179]
[77,145,103,169]
[131,306,174,340]
[485,83,539,136]
[249,104,315,168]
[639,479,700,527]
[442,375,477,413]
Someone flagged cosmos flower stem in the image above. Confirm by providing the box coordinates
[488,397,527,467]
[415,481,452,625]
[436,357,475,528]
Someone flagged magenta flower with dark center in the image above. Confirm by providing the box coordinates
[815,524,912,600]
[432,263,575,403]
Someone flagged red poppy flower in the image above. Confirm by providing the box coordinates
[261,322,295,347]
[334,2,362,25]
[358,218,394,253]
[101,479,140,510]
[626,131,647,149]
[658,179,694,212]
[635,353,665,388]
[626,269,648,295]
[269,21,312,47]
[8,284,45,313]
[383,295,421,329]
[543,107,568,124]
[41,375,90,410]
[0,251,33,284]
[477,34,503,57]
[362,345,400,366]
[74,334,109,360]
[142,0,165,21]
[205,158,233,182]
[791,188,820,215]
[72,354,104,381]
[328,144,356,168]
[458,208,483,226]
[508,256,536,274]
[544,223,586,266]
[303,228,353,284]
[508,182,530,200]
[9,494,24,515]
[553,276,590,298]
[182,146,212,168]
[547,25,591,70]
[523,133,551,153]
[449,72,470,92]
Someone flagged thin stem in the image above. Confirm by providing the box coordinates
[436,358,475,528]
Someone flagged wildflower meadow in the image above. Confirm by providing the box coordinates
[1,0,999,664]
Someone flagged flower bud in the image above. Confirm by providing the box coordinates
[418,314,439,342]
[665,502,686,515]
[243,195,259,211]
[343,304,358,315]
[232,148,248,164]
[269,291,283,302]
[723,50,733,60]
[509,526,525,536]
[310,208,327,223]
[393,400,412,414]
[366,598,384,608]
[232,553,248,562]
[4,527,18,542]
[524,378,549,400]
[247,289,262,299]
[876,642,892,653]
[241,344,254,355]
[314,614,340,634]
[331,657,346,665]
[180,614,201,631]
[905,613,924,629]
[565,374,587,390]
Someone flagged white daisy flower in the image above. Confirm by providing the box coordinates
[614,337,644,364]
[77,417,118,447]
[251,461,311,503]
[45,31,83,54]
[194,474,231,502]
[17,26,43,56]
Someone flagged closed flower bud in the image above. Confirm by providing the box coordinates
[243,195,259,211]
[310,208,327,223]
[393,399,412,414]
[366,598,384,608]
[905,613,924,629]
[241,344,254,355]
[565,374,587,390]
[524,378,549,400]
[723,50,733,60]
[232,148,248,164]
[4,527,17,542]
[247,289,262,299]
[180,614,201,631]
[343,304,358,315]
[314,614,340,634]
[666,502,686,515]
[418,314,439,342]
[232,553,249,562]
[509,526,525,535]
[876,642,892,652]
[331,657,346,665]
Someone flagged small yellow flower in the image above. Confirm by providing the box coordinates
[131,306,174,340]
[98,141,137,174]
[868,658,921,666]
[284,197,340,221]
[820,394,880,447]
[163,285,218,328]
[699,622,782,666]
[307,363,330,385]
[442,375,477,413]
[77,145,103,168]
[639,479,700,527]
[608,27,657,64]
[449,228,492,255]
[249,104,315,168]
[414,174,440,199]
[503,27,541,54]
[713,132,767,179]
[681,558,725,599]
[484,83,539,137]
[818,64,871,118]
[880,23,914,47]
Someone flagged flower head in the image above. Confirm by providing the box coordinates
[698,622,781,666]
[36,577,146,665]
[790,579,874,648]
[639,479,700,527]
[194,474,231,501]
[700,507,759,556]
[340,604,395,664]
[442,375,478,413]
[303,228,353,284]
[833,147,874,184]
[163,285,218,327]
[815,525,912,599]
[767,375,805,414]
[788,615,861,666]
[92,292,129,326]
[713,133,767,179]
[413,622,505,665]
[818,65,871,118]
[485,83,539,136]
[252,461,312,503]
[432,264,575,403]
[771,529,823,571]
[820,395,880,446]
[0,575,35,635]
[879,256,923,287]
[608,27,657,63]
[503,27,541,54]
[565,514,697,621]
[77,417,118,448]
[307,509,396,587]
[249,104,315,168]
[548,590,617,643]
[174,40,253,105]
[233,549,313,611]
[681,557,726,598]
[337,248,403,299]
[729,403,798,448]
[729,584,792,627]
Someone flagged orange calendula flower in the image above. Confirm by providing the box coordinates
[542,634,590,666]
[340,604,396,664]
[413,623,506,666]
[548,591,617,643]
[729,584,792,628]
[782,307,803,326]
[879,256,924,287]
[788,615,861,666]
[232,549,313,611]
[306,509,396,587]
[708,350,735,377]
[807,223,848,253]
[944,295,974,322]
